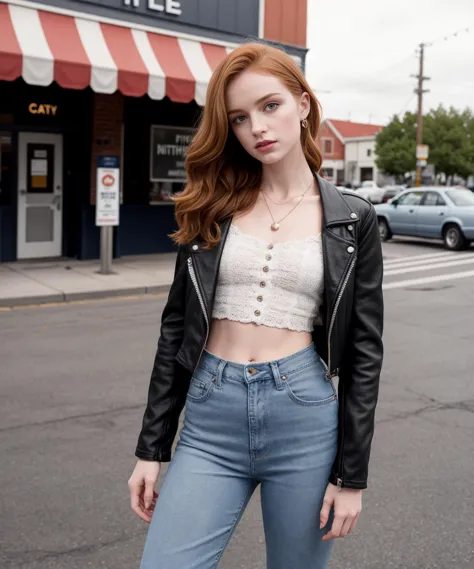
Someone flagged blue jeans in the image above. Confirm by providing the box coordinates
[140,343,338,569]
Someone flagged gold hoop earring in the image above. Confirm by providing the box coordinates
[301,119,308,128]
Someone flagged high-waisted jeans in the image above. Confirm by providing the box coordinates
[140,343,339,569]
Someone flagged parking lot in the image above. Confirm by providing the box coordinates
[1,238,473,569]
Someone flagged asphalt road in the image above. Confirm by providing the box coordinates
[1,237,473,569]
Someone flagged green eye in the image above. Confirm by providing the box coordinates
[233,116,246,124]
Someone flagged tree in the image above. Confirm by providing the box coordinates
[375,106,474,182]
[375,112,417,179]
[423,106,474,180]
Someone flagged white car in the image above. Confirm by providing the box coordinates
[354,181,385,204]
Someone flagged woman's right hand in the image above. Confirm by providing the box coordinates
[128,459,161,523]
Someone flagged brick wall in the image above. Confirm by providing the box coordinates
[264,0,307,47]
[89,92,123,204]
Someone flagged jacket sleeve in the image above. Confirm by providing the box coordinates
[330,206,384,489]
[135,245,191,462]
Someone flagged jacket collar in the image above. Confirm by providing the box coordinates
[315,174,360,226]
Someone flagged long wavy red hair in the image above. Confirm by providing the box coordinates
[172,42,323,248]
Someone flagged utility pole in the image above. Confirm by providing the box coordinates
[412,43,430,187]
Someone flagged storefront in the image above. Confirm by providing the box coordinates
[0,0,308,261]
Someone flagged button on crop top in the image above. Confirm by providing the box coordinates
[211,225,324,333]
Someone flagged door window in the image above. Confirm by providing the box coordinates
[396,191,422,206]
[421,191,446,206]
[27,144,55,194]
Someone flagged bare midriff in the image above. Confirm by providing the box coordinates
[206,319,313,364]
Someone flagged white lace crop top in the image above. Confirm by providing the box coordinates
[212,225,324,333]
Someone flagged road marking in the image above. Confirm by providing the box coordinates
[384,256,474,276]
[383,269,474,290]
[383,251,463,267]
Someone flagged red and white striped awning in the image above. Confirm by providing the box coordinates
[0,2,233,104]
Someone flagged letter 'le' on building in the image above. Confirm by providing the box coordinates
[0,0,308,262]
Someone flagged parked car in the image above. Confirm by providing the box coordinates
[354,181,385,204]
[375,187,474,250]
[381,185,405,203]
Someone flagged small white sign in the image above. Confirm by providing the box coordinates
[416,144,429,160]
[31,159,47,176]
[96,166,120,226]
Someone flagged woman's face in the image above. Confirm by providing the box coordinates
[225,70,310,165]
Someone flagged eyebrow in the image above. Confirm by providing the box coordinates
[227,92,282,115]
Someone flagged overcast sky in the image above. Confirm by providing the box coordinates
[305,0,474,126]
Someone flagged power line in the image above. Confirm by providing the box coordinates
[395,94,416,117]
[425,25,473,47]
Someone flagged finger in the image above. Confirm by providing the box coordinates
[140,493,158,514]
[144,479,155,510]
[130,484,152,523]
[319,498,333,529]
[347,512,360,535]
[340,515,354,538]
[322,515,344,541]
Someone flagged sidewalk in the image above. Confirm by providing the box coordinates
[0,254,176,307]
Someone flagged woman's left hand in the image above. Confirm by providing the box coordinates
[320,482,362,540]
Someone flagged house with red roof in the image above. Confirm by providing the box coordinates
[317,119,385,186]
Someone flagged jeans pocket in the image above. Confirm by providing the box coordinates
[283,363,336,407]
[186,368,215,403]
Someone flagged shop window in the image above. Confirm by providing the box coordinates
[149,125,194,204]
[360,167,373,181]
[324,168,334,179]
[122,96,200,206]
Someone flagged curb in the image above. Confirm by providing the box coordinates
[0,293,64,307]
[0,284,171,307]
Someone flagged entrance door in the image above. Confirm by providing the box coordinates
[17,133,63,259]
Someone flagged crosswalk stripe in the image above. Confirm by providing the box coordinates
[384,257,474,276]
[384,254,468,270]
[383,251,460,267]
[383,269,474,290]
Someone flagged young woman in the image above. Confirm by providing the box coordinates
[128,42,384,569]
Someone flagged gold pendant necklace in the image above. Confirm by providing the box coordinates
[261,182,314,231]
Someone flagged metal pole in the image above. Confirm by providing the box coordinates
[415,43,424,188]
[99,226,113,274]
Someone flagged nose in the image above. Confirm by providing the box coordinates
[250,114,267,137]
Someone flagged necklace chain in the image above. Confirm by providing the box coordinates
[261,181,315,231]
[262,179,313,205]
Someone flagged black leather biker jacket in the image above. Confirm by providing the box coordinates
[135,175,384,490]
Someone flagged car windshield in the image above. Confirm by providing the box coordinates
[445,189,474,206]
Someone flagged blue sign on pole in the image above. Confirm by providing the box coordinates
[97,155,119,169]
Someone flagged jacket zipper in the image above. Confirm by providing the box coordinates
[187,257,210,371]
[326,254,357,489]
[326,254,357,377]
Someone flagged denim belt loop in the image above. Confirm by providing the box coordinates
[270,361,284,390]
[214,359,227,389]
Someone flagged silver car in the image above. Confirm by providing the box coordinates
[374,187,474,250]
